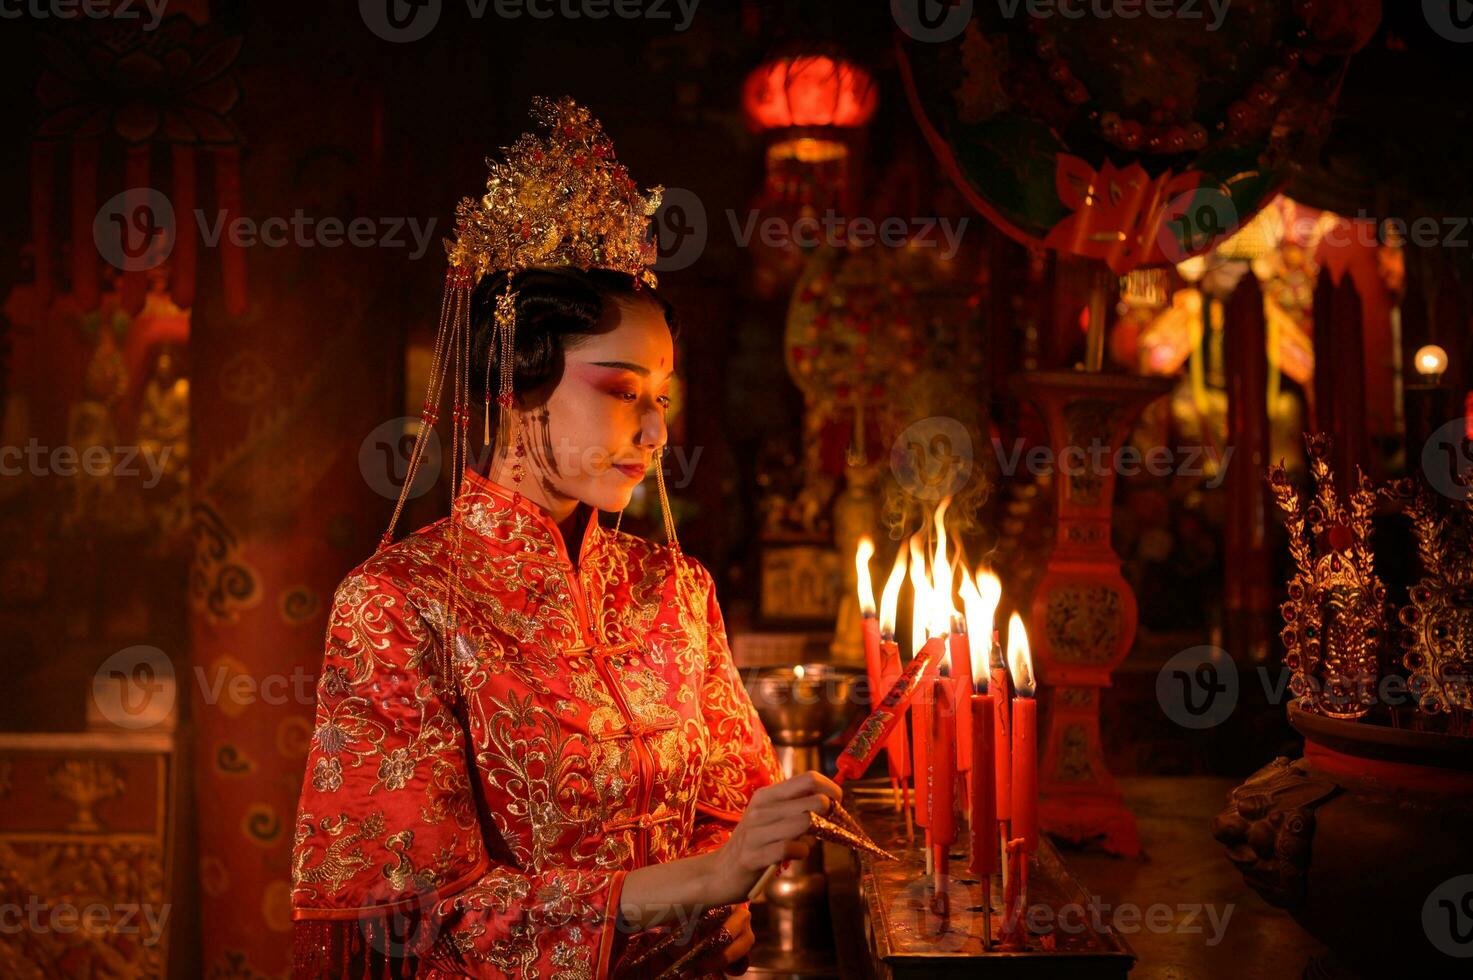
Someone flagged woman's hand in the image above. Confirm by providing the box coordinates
[705,771,842,905]
[616,771,841,935]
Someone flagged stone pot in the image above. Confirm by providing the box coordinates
[1213,699,1473,976]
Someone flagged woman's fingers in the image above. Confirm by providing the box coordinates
[747,815,813,856]
[756,836,811,866]
[723,904,751,936]
[746,793,829,831]
[803,792,835,815]
[775,813,817,842]
[724,926,755,965]
[781,838,811,862]
[808,771,843,805]
[755,771,842,805]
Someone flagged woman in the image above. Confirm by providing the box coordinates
[291,98,839,979]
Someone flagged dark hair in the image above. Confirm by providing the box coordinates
[469,267,678,419]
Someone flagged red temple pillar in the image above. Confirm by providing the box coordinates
[1312,267,1367,489]
[1222,274,1272,654]
[187,75,400,977]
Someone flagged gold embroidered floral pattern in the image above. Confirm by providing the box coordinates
[376,748,416,791]
[292,468,781,979]
[310,757,342,793]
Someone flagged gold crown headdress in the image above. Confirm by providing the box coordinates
[445,96,662,288]
[380,98,682,687]
[1267,434,1389,719]
[383,96,666,542]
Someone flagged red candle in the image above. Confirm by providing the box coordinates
[929,678,956,848]
[930,678,956,915]
[948,621,974,773]
[834,634,947,784]
[910,641,939,828]
[1006,612,1039,854]
[861,615,883,709]
[879,639,912,781]
[968,692,997,878]
[875,543,909,787]
[1002,836,1028,948]
[1012,695,1037,852]
[991,631,1012,825]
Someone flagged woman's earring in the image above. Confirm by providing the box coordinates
[654,446,678,552]
[509,414,526,494]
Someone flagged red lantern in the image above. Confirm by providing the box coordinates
[741,56,878,297]
[742,56,878,131]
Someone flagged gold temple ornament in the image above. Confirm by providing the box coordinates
[1267,434,1389,720]
[1386,477,1473,720]
[808,804,899,863]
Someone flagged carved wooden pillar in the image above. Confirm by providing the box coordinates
[1016,371,1171,857]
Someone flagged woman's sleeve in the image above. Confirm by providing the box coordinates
[291,567,627,979]
[685,560,786,856]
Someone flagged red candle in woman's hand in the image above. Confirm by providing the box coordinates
[969,692,997,877]
[834,634,946,784]
[879,640,911,781]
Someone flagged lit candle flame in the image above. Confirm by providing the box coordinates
[976,567,1003,623]
[960,567,1001,682]
[879,545,906,639]
[1006,611,1035,697]
[793,664,806,681]
[855,536,876,617]
[972,568,1002,639]
[930,497,957,639]
[907,531,929,657]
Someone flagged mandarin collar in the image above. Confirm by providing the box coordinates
[453,467,604,568]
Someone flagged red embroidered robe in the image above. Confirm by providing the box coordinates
[291,469,782,978]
